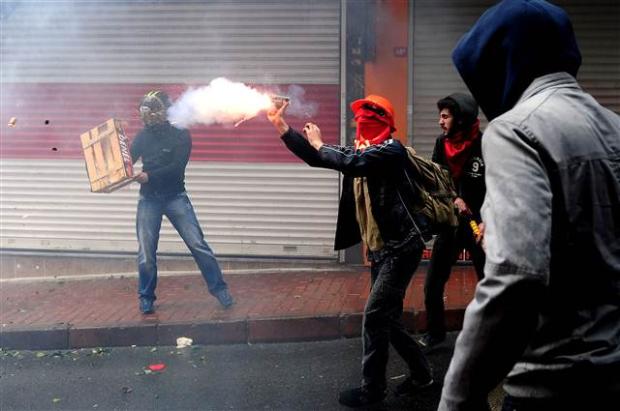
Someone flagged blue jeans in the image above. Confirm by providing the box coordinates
[136,191,228,301]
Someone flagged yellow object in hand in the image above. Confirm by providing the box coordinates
[469,219,481,237]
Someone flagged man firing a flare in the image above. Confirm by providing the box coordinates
[267,95,433,408]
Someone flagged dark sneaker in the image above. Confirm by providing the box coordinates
[417,333,446,351]
[338,386,386,408]
[394,376,434,396]
[215,288,234,308]
[139,298,154,314]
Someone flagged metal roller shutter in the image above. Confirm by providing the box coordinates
[0,1,341,258]
[0,159,338,257]
[411,0,620,156]
[1,1,341,84]
[557,0,620,113]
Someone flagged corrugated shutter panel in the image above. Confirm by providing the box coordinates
[411,0,620,156]
[558,0,620,113]
[1,1,340,84]
[0,160,338,257]
[0,1,341,258]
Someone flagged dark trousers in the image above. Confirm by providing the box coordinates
[424,220,485,338]
[361,241,432,390]
[502,394,617,411]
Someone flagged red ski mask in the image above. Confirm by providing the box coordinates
[351,95,396,151]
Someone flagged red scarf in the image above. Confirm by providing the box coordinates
[443,119,480,181]
[354,107,394,151]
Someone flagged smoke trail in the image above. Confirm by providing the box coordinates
[168,77,272,129]
[282,84,319,119]
[168,78,320,129]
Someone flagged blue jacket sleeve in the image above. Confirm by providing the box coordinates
[281,128,406,177]
[281,128,324,167]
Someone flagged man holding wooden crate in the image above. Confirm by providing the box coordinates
[130,90,234,314]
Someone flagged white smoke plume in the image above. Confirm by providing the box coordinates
[167,77,272,129]
[167,77,319,129]
[278,84,318,119]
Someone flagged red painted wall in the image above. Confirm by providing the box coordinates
[1,84,339,163]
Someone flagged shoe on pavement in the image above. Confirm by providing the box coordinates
[394,376,434,396]
[139,298,154,314]
[215,288,234,308]
[338,386,386,408]
[417,333,446,350]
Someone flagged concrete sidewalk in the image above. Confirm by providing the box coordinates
[0,264,478,350]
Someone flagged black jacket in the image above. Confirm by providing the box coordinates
[432,133,485,219]
[281,128,431,252]
[130,122,191,197]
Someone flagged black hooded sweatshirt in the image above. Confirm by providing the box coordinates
[432,93,485,219]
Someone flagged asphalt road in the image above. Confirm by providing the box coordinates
[1,332,503,411]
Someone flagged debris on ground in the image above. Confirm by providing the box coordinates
[390,374,406,380]
[89,347,110,356]
[176,337,193,348]
[1,350,23,359]
[147,363,166,372]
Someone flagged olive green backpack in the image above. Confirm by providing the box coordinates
[404,147,459,231]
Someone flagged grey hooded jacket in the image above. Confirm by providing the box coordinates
[440,0,619,408]
[439,72,620,409]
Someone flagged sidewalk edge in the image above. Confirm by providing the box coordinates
[0,308,467,350]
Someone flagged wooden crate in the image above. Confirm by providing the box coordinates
[80,118,134,193]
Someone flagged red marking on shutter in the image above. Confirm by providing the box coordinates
[1,83,339,163]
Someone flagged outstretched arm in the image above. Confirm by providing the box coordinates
[267,101,324,167]
[318,139,406,177]
[267,103,405,176]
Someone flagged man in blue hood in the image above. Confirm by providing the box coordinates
[439,1,620,410]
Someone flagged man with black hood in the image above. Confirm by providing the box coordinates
[130,90,234,314]
[267,95,434,408]
[438,1,620,410]
[419,92,485,350]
